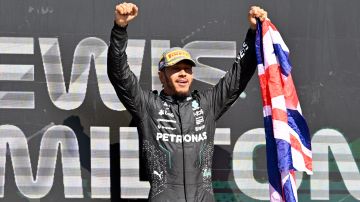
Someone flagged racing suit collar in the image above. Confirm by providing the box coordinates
[159,90,192,104]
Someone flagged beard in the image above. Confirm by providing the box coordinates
[174,90,190,98]
[164,76,190,98]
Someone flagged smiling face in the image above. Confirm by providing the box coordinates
[158,61,193,97]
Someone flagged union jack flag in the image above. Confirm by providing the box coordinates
[255,19,313,202]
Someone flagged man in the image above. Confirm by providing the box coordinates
[108,2,267,201]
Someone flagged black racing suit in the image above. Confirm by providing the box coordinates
[108,24,257,202]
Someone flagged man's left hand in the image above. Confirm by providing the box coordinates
[248,6,268,30]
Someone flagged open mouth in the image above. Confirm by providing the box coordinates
[176,79,188,87]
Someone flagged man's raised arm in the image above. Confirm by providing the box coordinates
[107,3,146,121]
[203,6,268,120]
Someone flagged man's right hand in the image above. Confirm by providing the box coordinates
[115,2,138,27]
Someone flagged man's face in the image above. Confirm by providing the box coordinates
[158,61,193,97]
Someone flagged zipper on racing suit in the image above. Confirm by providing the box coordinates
[178,102,187,201]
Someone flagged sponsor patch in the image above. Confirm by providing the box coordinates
[156,132,207,143]
[165,50,191,61]
[202,168,211,178]
[157,124,176,131]
[157,119,176,123]
[195,116,204,125]
[195,125,205,132]
[193,109,204,116]
[158,109,174,118]
[162,102,169,107]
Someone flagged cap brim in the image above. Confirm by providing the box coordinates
[167,58,196,67]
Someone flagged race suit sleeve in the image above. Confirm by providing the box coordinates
[107,23,147,122]
[205,29,257,121]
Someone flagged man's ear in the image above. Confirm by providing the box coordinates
[158,70,165,85]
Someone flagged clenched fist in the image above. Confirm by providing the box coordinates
[115,2,138,27]
[248,6,268,30]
